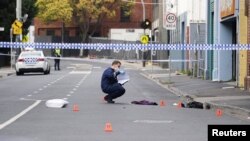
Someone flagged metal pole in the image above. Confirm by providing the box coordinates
[150,30,153,73]
[141,0,146,67]
[10,28,13,70]
[169,56,171,82]
[16,0,22,42]
[16,0,21,20]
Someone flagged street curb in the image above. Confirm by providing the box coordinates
[0,72,15,78]
[140,72,250,120]
[205,101,250,120]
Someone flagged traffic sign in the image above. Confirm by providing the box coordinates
[140,35,149,44]
[164,13,176,30]
[11,20,23,35]
[0,27,4,31]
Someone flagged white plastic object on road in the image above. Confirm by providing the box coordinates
[45,99,69,108]
[173,103,178,106]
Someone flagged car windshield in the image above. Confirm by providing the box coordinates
[20,52,42,57]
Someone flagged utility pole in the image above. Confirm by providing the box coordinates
[16,0,22,42]
[141,0,146,67]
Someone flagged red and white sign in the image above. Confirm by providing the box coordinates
[163,0,177,30]
[164,13,176,30]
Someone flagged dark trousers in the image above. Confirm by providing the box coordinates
[105,83,125,100]
[54,59,60,70]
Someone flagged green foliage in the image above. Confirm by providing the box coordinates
[36,0,134,42]
[0,0,38,41]
[36,0,73,24]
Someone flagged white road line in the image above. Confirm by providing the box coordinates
[27,95,32,97]
[0,100,41,130]
[93,66,101,69]
[133,120,174,124]
[67,94,71,97]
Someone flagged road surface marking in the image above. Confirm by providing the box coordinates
[93,66,101,69]
[0,100,41,130]
[69,71,91,74]
[27,95,32,97]
[67,94,71,97]
[33,91,38,94]
[133,120,173,124]
[70,91,74,94]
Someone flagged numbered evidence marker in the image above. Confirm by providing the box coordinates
[140,35,149,44]
[216,109,223,117]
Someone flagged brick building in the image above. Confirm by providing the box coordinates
[34,0,153,42]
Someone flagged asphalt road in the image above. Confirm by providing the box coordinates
[0,60,249,141]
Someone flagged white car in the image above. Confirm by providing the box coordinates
[15,50,50,75]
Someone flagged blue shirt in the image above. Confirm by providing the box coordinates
[101,67,118,92]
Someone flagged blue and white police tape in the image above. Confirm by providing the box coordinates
[0,42,249,50]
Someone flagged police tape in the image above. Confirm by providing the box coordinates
[0,52,202,63]
[0,42,250,50]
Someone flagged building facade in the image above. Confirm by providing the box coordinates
[34,0,153,42]
[207,0,238,82]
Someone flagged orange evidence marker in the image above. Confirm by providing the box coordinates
[177,101,182,108]
[159,100,166,107]
[216,109,223,117]
[104,122,113,132]
[73,104,79,112]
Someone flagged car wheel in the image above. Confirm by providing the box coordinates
[48,68,50,74]
[16,71,23,76]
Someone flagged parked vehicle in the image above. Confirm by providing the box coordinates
[15,50,50,75]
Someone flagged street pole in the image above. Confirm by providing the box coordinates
[10,28,13,70]
[141,0,146,67]
[16,0,22,42]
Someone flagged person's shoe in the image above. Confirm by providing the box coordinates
[107,99,115,104]
[104,95,115,104]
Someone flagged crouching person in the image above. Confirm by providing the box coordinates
[101,60,126,103]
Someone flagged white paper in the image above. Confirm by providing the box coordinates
[45,99,69,108]
[117,72,129,85]
[118,79,129,85]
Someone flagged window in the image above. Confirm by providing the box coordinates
[46,29,55,36]
[120,7,130,22]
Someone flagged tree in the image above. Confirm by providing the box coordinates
[36,0,134,42]
[36,0,73,42]
[36,0,73,24]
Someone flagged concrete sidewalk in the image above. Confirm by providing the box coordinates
[0,67,15,78]
[123,61,250,121]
